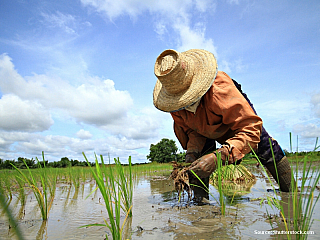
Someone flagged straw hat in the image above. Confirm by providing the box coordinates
[153,49,218,112]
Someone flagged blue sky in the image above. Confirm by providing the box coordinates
[0,0,319,163]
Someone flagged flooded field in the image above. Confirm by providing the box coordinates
[1,163,319,239]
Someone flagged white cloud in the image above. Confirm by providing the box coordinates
[76,129,93,139]
[292,123,320,139]
[0,53,170,162]
[0,94,53,132]
[175,23,217,55]
[0,130,151,163]
[81,0,217,52]
[0,54,133,126]
[102,106,165,140]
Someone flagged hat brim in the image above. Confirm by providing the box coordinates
[153,49,218,112]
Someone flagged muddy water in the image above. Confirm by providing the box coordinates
[1,166,319,239]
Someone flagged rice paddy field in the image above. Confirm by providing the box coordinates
[0,154,320,240]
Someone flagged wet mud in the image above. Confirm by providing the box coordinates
[1,166,320,239]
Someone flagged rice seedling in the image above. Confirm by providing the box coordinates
[11,152,54,221]
[15,175,27,206]
[215,151,226,215]
[1,170,13,200]
[113,156,133,217]
[132,162,171,175]
[290,144,320,239]
[0,186,25,240]
[251,135,320,240]
[69,166,81,189]
[82,153,133,240]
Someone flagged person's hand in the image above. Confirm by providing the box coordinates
[216,146,232,163]
[189,153,217,178]
[185,151,200,163]
[216,146,242,165]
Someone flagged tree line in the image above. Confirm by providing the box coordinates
[1,138,319,169]
[283,150,320,157]
[0,157,94,169]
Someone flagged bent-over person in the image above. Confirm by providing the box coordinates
[152,49,294,198]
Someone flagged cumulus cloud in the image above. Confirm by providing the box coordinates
[175,23,217,55]
[76,129,93,139]
[0,130,150,163]
[0,53,169,162]
[0,0,221,162]
[0,54,133,126]
[102,106,165,140]
[292,123,320,139]
[0,95,53,132]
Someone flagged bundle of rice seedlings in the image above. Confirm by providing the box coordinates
[211,164,256,184]
[210,164,256,198]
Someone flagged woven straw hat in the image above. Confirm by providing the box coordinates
[153,49,218,112]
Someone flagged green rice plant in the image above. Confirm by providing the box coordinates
[46,168,58,198]
[11,152,54,221]
[15,175,27,206]
[82,153,132,240]
[0,177,13,215]
[1,171,13,200]
[251,135,320,240]
[216,151,226,215]
[69,166,81,189]
[131,162,171,175]
[211,164,255,183]
[0,187,25,240]
[210,163,256,203]
[113,156,133,217]
[291,145,320,239]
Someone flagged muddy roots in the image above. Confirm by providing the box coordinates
[169,161,200,199]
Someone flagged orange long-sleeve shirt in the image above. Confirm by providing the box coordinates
[170,71,263,160]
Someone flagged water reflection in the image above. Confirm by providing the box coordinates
[149,176,178,205]
[0,164,319,239]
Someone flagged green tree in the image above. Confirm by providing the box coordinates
[147,138,178,163]
[17,157,36,169]
[60,157,71,167]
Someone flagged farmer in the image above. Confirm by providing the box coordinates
[153,49,294,193]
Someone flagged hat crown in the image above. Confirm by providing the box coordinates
[159,54,176,74]
[153,49,218,112]
[154,49,193,95]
